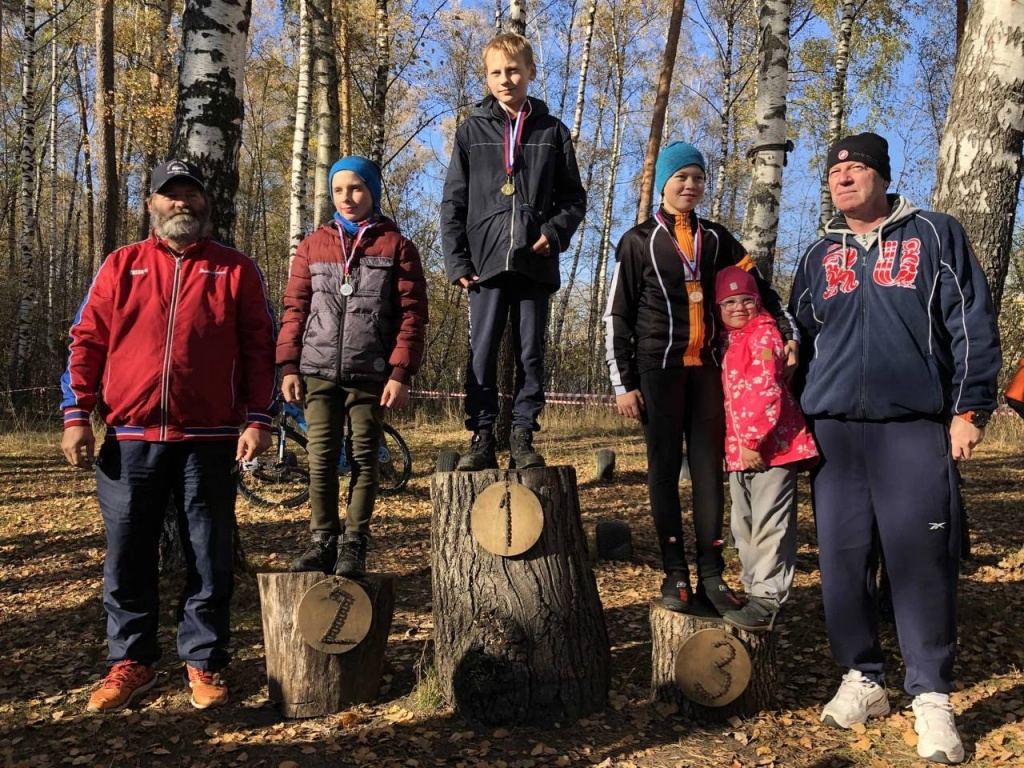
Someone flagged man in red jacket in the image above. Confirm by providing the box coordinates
[60,160,276,713]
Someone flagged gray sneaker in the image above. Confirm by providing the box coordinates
[821,669,890,728]
[723,596,784,632]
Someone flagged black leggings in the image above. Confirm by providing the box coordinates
[640,366,725,578]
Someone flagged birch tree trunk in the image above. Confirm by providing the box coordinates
[95,0,117,260]
[9,0,38,394]
[635,0,687,225]
[289,0,313,261]
[172,0,252,243]
[47,20,58,358]
[509,0,526,36]
[310,0,339,227]
[739,0,791,282]
[370,0,390,166]
[932,0,1024,316]
[339,0,352,156]
[72,48,96,282]
[817,1,856,233]
[569,0,598,144]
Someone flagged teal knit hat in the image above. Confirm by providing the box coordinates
[655,141,706,194]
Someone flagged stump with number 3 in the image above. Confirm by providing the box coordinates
[431,466,610,725]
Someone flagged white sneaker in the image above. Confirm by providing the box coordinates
[913,693,965,764]
[821,669,891,728]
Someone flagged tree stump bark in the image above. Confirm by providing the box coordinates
[650,601,777,720]
[431,467,610,725]
[257,571,395,718]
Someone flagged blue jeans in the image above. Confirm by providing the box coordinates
[95,439,238,671]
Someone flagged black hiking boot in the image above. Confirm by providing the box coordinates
[509,427,545,469]
[335,532,369,578]
[697,574,744,616]
[290,532,338,573]
[457,429,498,471]
[724,596,785,632]
[660,571,693,613]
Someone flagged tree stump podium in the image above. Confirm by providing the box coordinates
[431,467,610,725]
[650,601,777,720]
[257,571,395,718]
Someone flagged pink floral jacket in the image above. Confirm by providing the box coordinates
[722,311,818,472]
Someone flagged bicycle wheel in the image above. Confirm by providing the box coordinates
[377,423,412,494]
[238,423,311,507]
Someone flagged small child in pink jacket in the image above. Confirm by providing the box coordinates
[716,266,818,631]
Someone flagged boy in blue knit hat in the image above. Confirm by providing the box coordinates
[605,140,797,616]
[277,156,429,576]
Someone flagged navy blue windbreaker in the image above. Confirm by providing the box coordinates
[789,195,1000,420]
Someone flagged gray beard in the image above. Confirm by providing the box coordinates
[152,210,212,244]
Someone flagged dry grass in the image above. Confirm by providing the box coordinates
[1,412,1023,768]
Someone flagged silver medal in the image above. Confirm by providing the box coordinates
[340,283,354,297]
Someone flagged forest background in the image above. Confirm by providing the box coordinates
[0,0,1021,422]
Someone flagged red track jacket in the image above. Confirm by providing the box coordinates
[61,234,276,441]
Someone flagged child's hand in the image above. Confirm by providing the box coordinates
[783,340,799,380]
[458,274,480,290]
[281,374,304,404]
[381,380,410,410]
[616,390,645,421]
[741,446,766,471]
[531,234,552,257]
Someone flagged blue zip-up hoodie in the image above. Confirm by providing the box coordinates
[789,194,1000,420]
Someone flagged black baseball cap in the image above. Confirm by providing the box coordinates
[150,159,206,194]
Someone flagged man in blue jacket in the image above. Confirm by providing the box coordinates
[790,133,1000,765]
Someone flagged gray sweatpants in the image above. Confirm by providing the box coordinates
[728,466,798,605]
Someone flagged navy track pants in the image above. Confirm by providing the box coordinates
[811,418,960,695]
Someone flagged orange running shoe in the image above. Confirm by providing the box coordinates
[185,664,228,709]
[86,660,156,713]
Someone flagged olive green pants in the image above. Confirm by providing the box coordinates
[303,375,384,536]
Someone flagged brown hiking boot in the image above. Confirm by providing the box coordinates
[185,664,228,709]
[86,660,156,713]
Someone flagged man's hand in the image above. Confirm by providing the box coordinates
[616,390,645,421]
[381,380,410,410]
[950,415,984,460]
[281,374,304,404]
[458,274,480,290]
[61,425,95,469]
[531,234,552,257]
[741,446,766,472]
[783,340,799,381]
[237,427,272,462]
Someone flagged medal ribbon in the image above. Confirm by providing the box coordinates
[655,211,701,281]
[503,101,532,177]
[335,220,374,281]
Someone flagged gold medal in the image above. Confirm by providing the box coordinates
[501,181,515,196]
[689,289,703,303]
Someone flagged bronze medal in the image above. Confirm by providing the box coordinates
[690,289,704,303]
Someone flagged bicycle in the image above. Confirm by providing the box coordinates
[237,400,412,508]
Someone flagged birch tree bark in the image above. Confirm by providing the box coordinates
[370,0,390,165]
[569,0,598,144]
[171,0,252,243]
[739,0,791,282]
[339,0,352,156]
[509,0,526,36]
[817,1,856,232]
[289,0,314,261]
[310,0,339,226]
[635,0,686,224]
[933,0,1024,316]
[9,0,38,393]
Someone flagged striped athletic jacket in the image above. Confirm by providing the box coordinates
[61,234,277,441]
[604,208,795,396]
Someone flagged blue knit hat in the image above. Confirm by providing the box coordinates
[329,156,382,210]
[655,141,706,194]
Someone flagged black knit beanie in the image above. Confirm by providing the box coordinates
[826,132,891,182]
